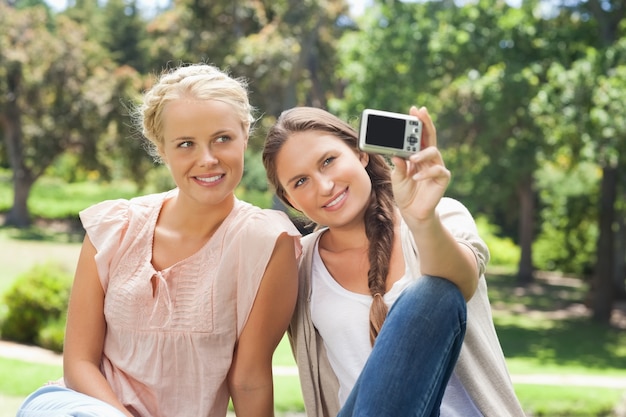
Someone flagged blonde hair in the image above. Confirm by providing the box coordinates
[135,63,254,162]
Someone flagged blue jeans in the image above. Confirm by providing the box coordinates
[337,275,467,417]
[16,385,128,417]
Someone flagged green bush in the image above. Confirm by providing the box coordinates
[533,161,599,275]
[475,215,520,268]
[38,310,67,353]
[1,262,72,348]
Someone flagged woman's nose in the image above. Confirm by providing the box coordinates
[318,175,334,195]
[198,146,218,166]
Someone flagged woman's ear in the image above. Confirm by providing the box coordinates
[359,151,370,167]
[158,147,168,165]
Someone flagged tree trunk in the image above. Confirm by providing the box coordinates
[6,171,34,227]
[2,115,34,227]
[517,176,535,285]
[1,60,34,228]
[590,165,618,323]
[614,210,626,300]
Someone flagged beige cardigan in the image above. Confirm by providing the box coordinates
[288,199,526,417]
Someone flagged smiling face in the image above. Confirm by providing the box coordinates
[159,98,248,209]
[275,130,371,229]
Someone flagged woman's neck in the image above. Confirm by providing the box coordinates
[320,224,368,253]
[161,192,235,240]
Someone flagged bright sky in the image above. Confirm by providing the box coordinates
[45,0,521,16]
[42,0,386,22]
[45,0,169,12]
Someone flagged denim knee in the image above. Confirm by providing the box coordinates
[390,275,467,329]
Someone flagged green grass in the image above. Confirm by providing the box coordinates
[0,353,305,415]
[487,274,626,374]
[514,384,624,417]
[0,358,62,397]
[273,375,305,412]
[0,338,302,416]
[485,273,626,415]
[0,177,140,220]
[273,333,296,366]
[0,231,80,296]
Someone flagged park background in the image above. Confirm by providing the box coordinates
[1,0,626,415]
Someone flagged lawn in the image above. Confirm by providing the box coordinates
[0,340,303,417]
[1,225,626,415]
[488,273,626,416]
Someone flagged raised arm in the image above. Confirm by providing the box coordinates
[63,235,134,417]
[391,106,479,300]
[228,232,299,417]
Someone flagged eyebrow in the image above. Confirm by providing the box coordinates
[171,135,193,142]
[170,129,235,142]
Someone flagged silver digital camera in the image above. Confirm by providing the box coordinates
[358,109,423,158]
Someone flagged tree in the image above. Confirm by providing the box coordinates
[532,45,626,322]
[227,0,351,127]
[140,0,350,150]
[530,0,626,323]
[100,0,150,73]
[584,0,626,323]
[0,4,136,226]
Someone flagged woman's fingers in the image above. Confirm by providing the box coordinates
[410,106,437,149]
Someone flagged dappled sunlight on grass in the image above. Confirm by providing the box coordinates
[487,273,589,312]
[1,224,84,244]
[486,272,626,374]
[495,315,626,370]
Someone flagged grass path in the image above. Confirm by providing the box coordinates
[0,395,25,417]
[0,230,80,417]
[0,234,80,295]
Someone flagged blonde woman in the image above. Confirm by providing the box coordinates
[17,64,301,417]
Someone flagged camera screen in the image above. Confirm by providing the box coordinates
[364,114,405,150]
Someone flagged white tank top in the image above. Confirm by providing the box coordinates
[310,240,483,416]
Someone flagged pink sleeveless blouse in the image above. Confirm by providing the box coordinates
[79,190,301,417]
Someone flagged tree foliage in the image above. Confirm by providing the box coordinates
[0,0,625,323]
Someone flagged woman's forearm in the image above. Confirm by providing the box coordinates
[408,215,479,300]
[64,360,134,417]
[229,366,275,417]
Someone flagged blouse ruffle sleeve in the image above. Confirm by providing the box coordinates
[79,199,131,291]
[221,203,302,334]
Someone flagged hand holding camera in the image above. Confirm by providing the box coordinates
[360,106,450,224]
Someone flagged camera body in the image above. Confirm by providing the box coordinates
[358,109,423,158]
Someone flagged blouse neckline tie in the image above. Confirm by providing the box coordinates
[149,271,173,328]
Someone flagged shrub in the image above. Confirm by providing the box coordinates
[1,262,72,347]
[475,215,520,268]
[38,311,67,353]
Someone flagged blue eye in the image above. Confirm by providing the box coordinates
[179,141,193,148]
[215,135,231,143]
[294,177,307,187]
[323,156,335,166]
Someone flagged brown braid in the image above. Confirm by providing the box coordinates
[364,160,396,345]
[263,107,396,346]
